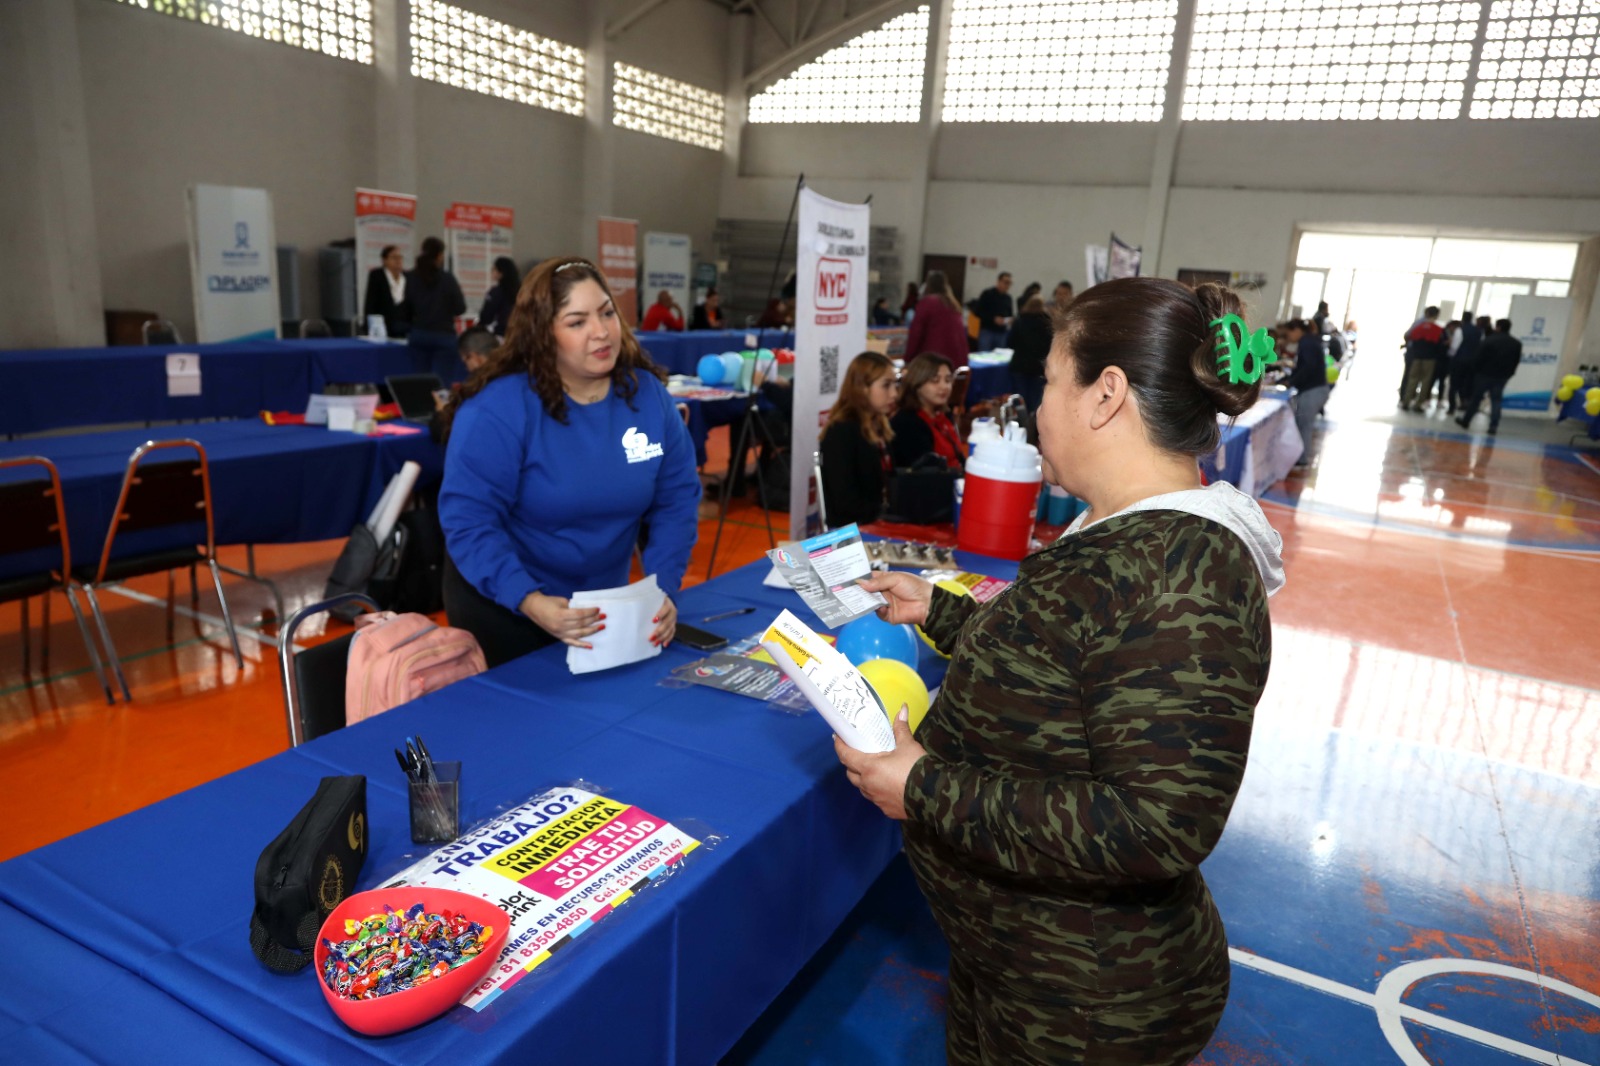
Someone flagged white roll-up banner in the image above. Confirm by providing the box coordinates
[187,184,280,342]
[1504,294,1573,413]
[643,232,692,323]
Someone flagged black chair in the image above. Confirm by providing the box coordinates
[0,457,115,703]
[300,318,332,339]
[141,319,181,345]
[71,439,245,701]
[279,592,379,747]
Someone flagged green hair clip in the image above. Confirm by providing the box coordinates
[1210,314,1277,385]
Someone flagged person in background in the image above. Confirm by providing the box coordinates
[690,287,724,330]
[820,351,898,528]
[1430,319,1460,409]
[1313,300,1330,333]
[1285,317,1328,467]
[757,297,793,329]
[906,270,970,368]
[1051,279,1075,312]
[363,244,410,338]
[1400,306,1446,412]
[429,326,500,439]
[1447,312,1484,417]
[872,297,898,327]
[641,289,684,332]
[1004,294,1053,412]
[1457,318,1521,435]
[1016,281,1042,316]
[438,257,699,667]
[1476,315,1494,338]
[838,276,1279,1066]
[890,352,966,470]
[974,272,1015,352]
[407,236,468,382]
[476,257,520,337]
[900,281,922,321]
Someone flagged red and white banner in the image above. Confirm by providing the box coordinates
[445,201,514,323]
[597,216,639,327]
[355,188,416,327]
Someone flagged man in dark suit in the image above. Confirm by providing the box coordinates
[1456,319,1521,434]
[362,244,411,337]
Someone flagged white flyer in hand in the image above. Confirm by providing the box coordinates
[765,524,885,629]
[567,574,662,675]
[760,609,895,753]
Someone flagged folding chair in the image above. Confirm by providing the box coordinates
[71,439,244,702]
[951,365,973,436]
[279,592,379,747]
[141,319,181,345]
[813,449,829,532]
[0,458,115,703]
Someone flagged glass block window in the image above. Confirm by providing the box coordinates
[1184,0,1482,120]
[110,0,373,63]
[411,0,585,115]
[748,6,929,123]
[613,63,726,150]
[1471,0,1600,119]
[943,0,1177,122]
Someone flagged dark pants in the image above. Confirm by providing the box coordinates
[1011,372,1045,413]
[1461,375,1511,431]
[442,555,555,668]
[409,329,462,384]
[1448,359,1476,413]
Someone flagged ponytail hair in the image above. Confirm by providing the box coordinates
[1049,277,1260,457]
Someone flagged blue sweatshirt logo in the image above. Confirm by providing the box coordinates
[622,426,664,464]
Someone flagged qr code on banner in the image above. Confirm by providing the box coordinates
[820,345,840,393]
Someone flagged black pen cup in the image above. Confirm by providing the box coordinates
[408,761,461,844]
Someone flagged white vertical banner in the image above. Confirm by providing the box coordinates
[445,202,514,321]
[643,233,692,322]
[791,187,870,540]
[187,184,280,342]
[355,188,417,319]
[1505,294,1574,413]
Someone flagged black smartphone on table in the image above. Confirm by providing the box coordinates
[674,624,729,651]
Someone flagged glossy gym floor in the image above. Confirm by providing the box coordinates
[3,384,1597,1064]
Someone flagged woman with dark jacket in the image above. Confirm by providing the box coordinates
[905,271,970,368]
[407,236,467,381]
[1004,294,1054,411]
[890,352,966,470]
[477,256,520,336]
[362,244,410,337]
[820,351,898,528]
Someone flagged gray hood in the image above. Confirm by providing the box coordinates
[1065,481,1286,596]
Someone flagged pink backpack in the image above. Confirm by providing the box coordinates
[344,612,487,725]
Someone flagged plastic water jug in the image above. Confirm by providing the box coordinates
[957,425,1042,560]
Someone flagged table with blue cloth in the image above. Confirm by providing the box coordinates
[1198,391,1300,496]
[0,548,1020,1063]
[636,329,795,377]
[1556,391,1600,440]
[964,351,1015,404]
[0,420,441,580]
[0,338,422,436]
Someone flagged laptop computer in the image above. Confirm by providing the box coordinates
[385,373,446,422]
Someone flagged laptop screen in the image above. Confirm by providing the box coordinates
[385,374,445,421]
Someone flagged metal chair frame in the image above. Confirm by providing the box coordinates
[73,439,243,702]
[0,457,115,703]
[140,319,181,345]
[279,592,379,747]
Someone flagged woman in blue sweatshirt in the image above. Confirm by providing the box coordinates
[438,257,701,667]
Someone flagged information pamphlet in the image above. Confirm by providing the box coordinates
[381,786,701,1010]
[766,524,885,628]
[568,575,662,674]
[760,610,895,752]
[919,569,1013,604]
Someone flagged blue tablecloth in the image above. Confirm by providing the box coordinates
[0,421,441,580]
[965,353,1015,404]
[636,329,795,377]
[0,550,1019,1063]
[1556,391,1600,440]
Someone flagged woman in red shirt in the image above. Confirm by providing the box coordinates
[905,271,970,368]
[640,289,684,332]
[890,353,966,470]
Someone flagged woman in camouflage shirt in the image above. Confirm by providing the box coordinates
[839,278,1285,1065]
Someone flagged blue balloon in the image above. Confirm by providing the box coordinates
[697,353,726,385]
[836,614,919,670]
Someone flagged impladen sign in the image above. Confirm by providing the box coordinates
[814,256,851,324]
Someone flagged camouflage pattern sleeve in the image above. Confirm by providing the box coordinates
[904,591,1262,883]
[920,583,979,655]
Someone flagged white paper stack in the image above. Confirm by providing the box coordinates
[567,574,663,675]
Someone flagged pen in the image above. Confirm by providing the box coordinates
[701,607,756,623]
[395,748,416,781]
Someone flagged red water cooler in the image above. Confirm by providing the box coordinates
[956,428,1042,561]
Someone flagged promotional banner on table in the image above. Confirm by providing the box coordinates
[1504,294,1574,412]
[597,217,639,327]
[643,233,692,324]
[791,187,870,540]
[187,184,280,343]
[354,188,417,325]
[445,202,514,321]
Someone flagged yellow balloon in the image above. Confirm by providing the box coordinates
[1586,400,1600,417]
[915,579,973,658]
[1558,387,1576,402]
[1587,387,1600,402]
[859,658,931,735]
[1562,374,1585,390]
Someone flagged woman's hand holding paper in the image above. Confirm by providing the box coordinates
[833,708,925,821]
[521,592,605,649]
[857,572,935,628]
[651,596,677,648]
